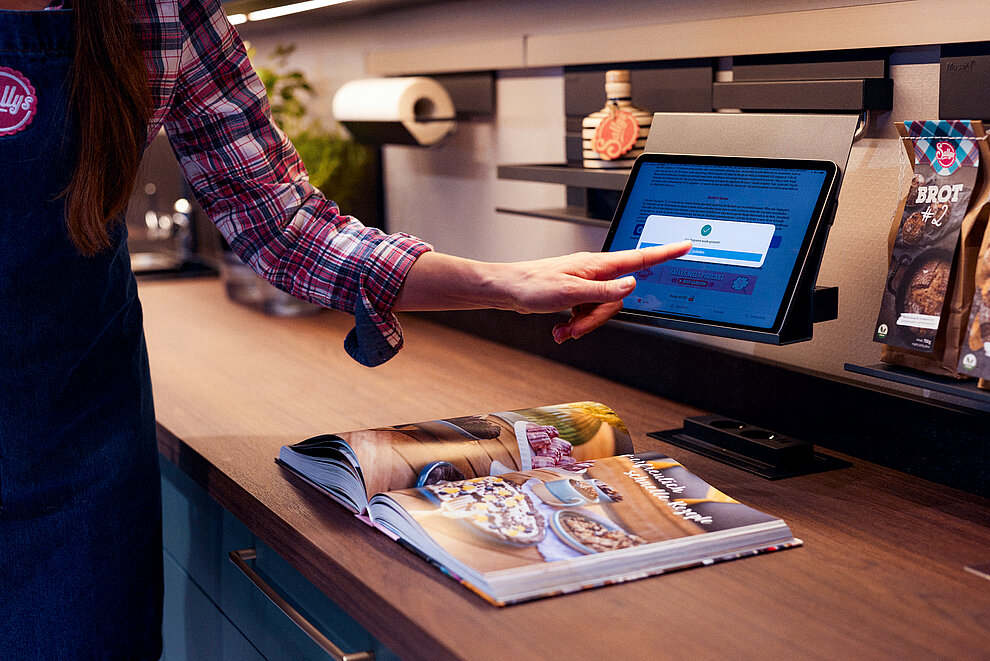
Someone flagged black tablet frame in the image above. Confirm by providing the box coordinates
[601,152,840,345]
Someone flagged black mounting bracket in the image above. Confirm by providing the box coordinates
[650,415,851,480]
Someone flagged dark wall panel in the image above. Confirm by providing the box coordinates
[732,49,888,81]
[564,61,714,118]
[940,42,990,120]
[712,78,893,112]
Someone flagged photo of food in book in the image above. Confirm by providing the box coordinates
[380,454,779,575]
[278,402,633,512]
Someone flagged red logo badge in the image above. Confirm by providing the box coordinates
[935,141,956,169]
[592,106,638,160]
[0,66,38,137]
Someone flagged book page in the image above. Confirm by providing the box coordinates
[343,402,632,499]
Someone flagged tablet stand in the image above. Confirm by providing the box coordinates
[634,112,858,345]
[642,113,858,477]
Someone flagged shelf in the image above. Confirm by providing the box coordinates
[497,164,631,191]
[495,206,612,227]
[844,363,990,413]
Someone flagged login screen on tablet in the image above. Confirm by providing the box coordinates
[603,155,835,331]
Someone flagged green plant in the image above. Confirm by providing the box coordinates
[251,45,372,213]
[254,45,310,132]
[289,127,370,213]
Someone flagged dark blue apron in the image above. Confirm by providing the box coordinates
[0,9,162,659]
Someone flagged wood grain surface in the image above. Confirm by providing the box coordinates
[143,279,990,661]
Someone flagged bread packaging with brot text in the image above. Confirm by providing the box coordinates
[875,120,990,377]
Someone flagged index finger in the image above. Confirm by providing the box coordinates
[590,240,692,279]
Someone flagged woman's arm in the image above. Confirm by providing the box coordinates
[162,0,432,366]
[161,0,688,361]
[395,242,692,343]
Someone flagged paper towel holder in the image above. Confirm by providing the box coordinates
[332,76,459,146]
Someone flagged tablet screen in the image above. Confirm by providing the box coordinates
[602,154,837,333]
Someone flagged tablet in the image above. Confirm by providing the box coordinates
[601,153,839,336]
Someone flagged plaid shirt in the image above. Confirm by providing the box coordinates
[126,0,432,366]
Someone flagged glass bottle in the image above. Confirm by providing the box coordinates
[582,70,652,169]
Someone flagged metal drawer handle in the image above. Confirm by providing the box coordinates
[229,548,375,661]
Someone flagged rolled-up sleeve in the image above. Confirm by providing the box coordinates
[162,0,431,366]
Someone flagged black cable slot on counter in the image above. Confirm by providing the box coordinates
[650,415,852,480]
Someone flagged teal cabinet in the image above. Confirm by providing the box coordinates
[162,550,266,661]
[160,457,399,661]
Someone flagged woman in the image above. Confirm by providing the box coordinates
[0,1,689,658]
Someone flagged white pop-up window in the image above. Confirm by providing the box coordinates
[636,215,776,268]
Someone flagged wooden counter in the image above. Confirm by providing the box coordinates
[143,279,990,660]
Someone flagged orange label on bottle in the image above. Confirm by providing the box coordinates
[591,106,638,160]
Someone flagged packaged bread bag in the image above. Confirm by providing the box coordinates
[874,120,990,377]
[957,215,990,382]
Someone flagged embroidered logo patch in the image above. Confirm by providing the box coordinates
[0,66,38,136]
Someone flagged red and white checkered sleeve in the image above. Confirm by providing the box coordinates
[162,0,432,365]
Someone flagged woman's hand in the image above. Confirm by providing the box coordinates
[497,242,693,342]
[395,241,692,342]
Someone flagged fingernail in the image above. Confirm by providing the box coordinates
[552,327,569,344]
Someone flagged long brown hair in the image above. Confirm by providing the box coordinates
[66,0,152,256]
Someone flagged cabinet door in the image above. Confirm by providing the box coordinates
[221,538,400,661]
[162,549,266,661]
[161,457,254,603]
[160,456,399,660]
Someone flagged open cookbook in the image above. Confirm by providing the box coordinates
[277,402,800,605]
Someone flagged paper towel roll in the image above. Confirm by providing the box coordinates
[331,77,455,146]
